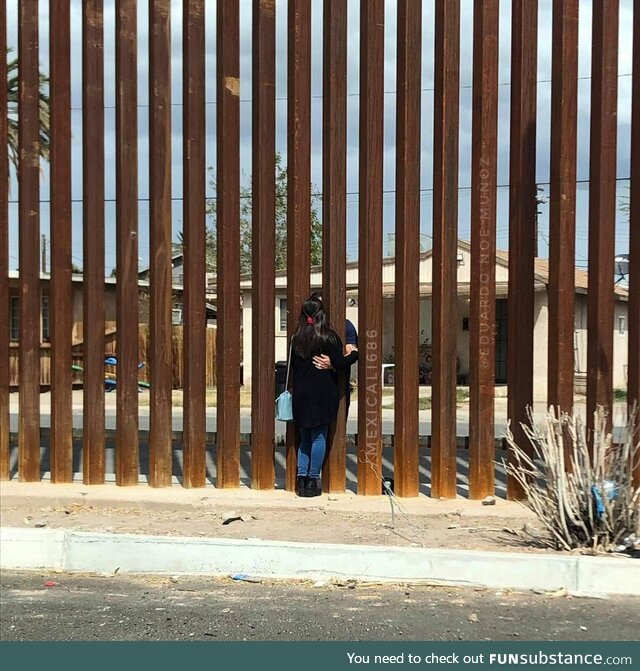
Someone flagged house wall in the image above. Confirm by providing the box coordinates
[238,250,630,396]
[242,292,252,383]
[9,280,117,344]
[575,294,588,374]
[574,295,628,390]
[381,297,469,380]
[275,291,288,364]
[71,285,117,342]
[242,290,290,384]
[457,298,470,377]
[533,291,549,400]
[505,291,629,399]
[613,302,629,389]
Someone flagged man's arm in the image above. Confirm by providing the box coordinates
[313,322,358,370]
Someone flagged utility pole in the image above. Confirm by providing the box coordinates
[41,234,47,274]
[535,185,548,259]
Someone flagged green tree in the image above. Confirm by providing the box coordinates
[6,48,51,175]
[174,152,322,273]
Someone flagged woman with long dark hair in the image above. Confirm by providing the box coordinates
[290,296,358,497]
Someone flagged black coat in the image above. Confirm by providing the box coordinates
[291,332,358,429]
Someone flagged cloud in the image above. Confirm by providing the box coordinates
[5,0,635,271]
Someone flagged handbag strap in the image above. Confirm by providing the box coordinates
[285,336,293,389]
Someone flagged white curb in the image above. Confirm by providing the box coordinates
[1,527,638,596]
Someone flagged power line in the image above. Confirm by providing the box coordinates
[5,176,632,205]
[66,73,633,111]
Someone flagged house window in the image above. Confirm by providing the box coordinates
[9,295,50,340]
[41,295,50,340]
[279,298,288,332]
[10,296,19,340]
[618,316,626,335]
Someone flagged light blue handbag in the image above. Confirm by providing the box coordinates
[275,338,294,422]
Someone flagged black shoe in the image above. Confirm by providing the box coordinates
[306,478,322,497]
[296,476,308,497]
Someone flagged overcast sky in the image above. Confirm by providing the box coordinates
[6,0,635,274]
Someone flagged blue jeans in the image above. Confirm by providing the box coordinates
[297,425,329,478]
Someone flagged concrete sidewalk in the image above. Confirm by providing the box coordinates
[1,482,638,597]
[0,480,527,517]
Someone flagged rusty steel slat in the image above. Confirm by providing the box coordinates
[630,0,640,488]
[251,0,276,490]
[431,0,460,500]
[587,0,619,445]
[357,0,384,496]
[547,0,578,419]
[216,0,241,489]
[286,0,312,493]
[148,0,173,488]
[0,0,10,481]
[321,0,347,494]
[115,0,139,486]
[393,0,421,498]
[468,0,498,500]
[18,0,41,482]
[182,0,206,488]
[82,0,106,484]
[49,0,73,482]
[507,0,537,500]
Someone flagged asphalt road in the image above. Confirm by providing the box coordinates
[1,571,639,642]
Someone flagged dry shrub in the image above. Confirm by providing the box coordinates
[505,406,640,553]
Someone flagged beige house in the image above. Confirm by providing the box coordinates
[239,240,630,398]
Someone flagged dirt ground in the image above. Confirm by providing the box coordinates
[1,494,554,554]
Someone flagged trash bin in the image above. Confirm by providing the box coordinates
[275,361,288,398]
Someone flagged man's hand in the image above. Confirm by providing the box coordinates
[313,354,332,370]
[345,344,356,354]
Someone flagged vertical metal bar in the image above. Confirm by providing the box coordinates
[216,0,241,489]
[0,0,10,481]
[322,0,347,493]
[49,0,73,482]
[82,0,105,484]
[393,0,421,498]
[431,0,460,500]
[148,0,173,488]
[286,0,312,493]
[547,0,578,418]
[507,0,537,500]
[115,0,139,485]
[630,0,640,487]
[18,0,41,482]
[468,0,498,500]
[587,0,618,443]
[357,0,384,496]
[251,0,276,490]
[182,0,206,488]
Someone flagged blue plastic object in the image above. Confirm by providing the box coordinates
[591,480,618,520]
